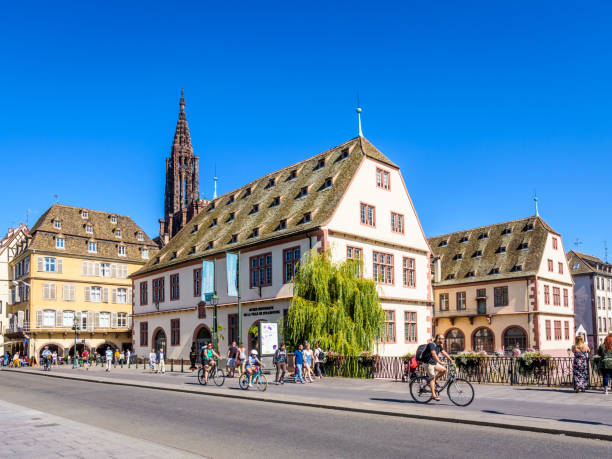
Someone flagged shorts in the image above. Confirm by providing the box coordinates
[227,358,236,368]
[425,363,445,378]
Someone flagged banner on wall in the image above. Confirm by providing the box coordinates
[202,260,214,302]
[226,252,238,297]
[259,322,278,356]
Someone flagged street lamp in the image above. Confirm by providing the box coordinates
[72,316,80,368]
[211,294,219,353]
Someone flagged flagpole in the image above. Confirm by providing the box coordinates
[237,251,242,346]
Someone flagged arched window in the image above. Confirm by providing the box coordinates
[503,327,527,351]
[153,329,167,354]
[445,329,465,353]
[473,328,494,353]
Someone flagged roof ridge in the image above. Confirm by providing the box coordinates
[50,203,132,219]
[428,216,537,239]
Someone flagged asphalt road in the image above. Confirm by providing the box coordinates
[0,372,609,459]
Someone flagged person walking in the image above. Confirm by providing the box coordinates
[273,343,288,385]
[126,349,131,368]
[303,343,314,382]
[227,341,238,378]
[114,349,120,367]
[119,350,125,366]
[82,349,90,371]
[189,342,197,371]
[293,344,305,384]
[148,348,157,373]
[237,343,247,377]
[156,347,166,374]
[314,344,324,379]
[597,333,612,395]
[52,351,58,366]
[104,346,113,372]
[571,336,590,392]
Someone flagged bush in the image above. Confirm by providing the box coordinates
[454,352,485,370]
[517,351,551,375]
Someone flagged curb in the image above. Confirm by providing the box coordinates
[5,369,611,442]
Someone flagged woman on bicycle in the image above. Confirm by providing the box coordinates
[245,350,263,387]
[202,342,220,384]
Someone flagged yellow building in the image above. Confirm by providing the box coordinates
[6,204,157,359]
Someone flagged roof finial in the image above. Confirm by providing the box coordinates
[533,192,539,217]
[213,164,218,199]
[180,88,185,108]
[356,92,363,137]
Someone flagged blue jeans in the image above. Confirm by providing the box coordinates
[603,369,612,389]
[295,364,304,383]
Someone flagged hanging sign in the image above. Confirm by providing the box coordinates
[226,252,238,297]
[259,322,278,355]
[202,260,215,302]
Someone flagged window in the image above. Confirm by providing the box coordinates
[489,267,500,275]
[360,203,375,227]
[88,242,97,253]
[116,312,127,328]
[554,320,562,340]
[249,204,259,215]
[382,310,395,342]
[547,259,553,272]
[152,278,165,304]
[572,263,579,270]
[62,310,74,327]
[558,262,563,274]
[472,328,494,353]
[276,220,287,231]
[115,229,121,238]
[54,220,61,229]
[287,169,297,181]
[227,194,235,204]
[248,228,259,238]
[140,322,148,346]
[193,268,202,297]
[501,228,512,235]
[319,177,333,190]
[314,158,325,171]
[510,265,522,272]
[552,287,560,306]
[552,237,558,250]
[296,186,308,198]
[265,178,276,189]
[44,257,57,272]
[373,251,393,284]
[115,288,128,304]
[192,224,199,233]
[228,314,238,345]
[402,257,415,287]
[118,246,126,257]
[250,253,273,287]
[142,249,149,259]
[503,327,527,351]
[171,319,180,346]
[336,148,349,162]
[82,211,88,219]
[42,283,56,300]
[86,225,93,233]
[228,234,238,243]
[439,293,449,311]
[376,168,390,190]
[522,223,534,232]
[346,246,362,277]
[56,238,65,249]
[138,232,144,241]
[89,286,102,302]
[562,288,568,307]
[298,212,312,224]
[269,197,280,208]
[391,212,404,233]
[99,312,110,328]
[564,321,570,340]
[208,202,215,211]
[283,247,301,283]
[456,292,466,310]
[496,246,507,254]
[99,263,110,277]
[170,274,180,300]
[472,250,482,258]
[43,310,55,327]
[62,284,76,301]
[545,320,551,340]
[140,281,148,305]
[478,233,489,240]
[209,218,218,228]
[465,271,475,278]
[404,311,417,343]
[494,286,508,306]
[438,240,448,247]
[453,254,463,261]
[111,215,117,224]
[459,236,469,243]
[243,187,251,198]
[446,329,465,353]
[544,285,550,304]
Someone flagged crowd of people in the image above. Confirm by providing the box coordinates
[2,347,133,370]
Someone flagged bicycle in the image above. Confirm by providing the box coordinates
[197,360,225,386]
[41,357,51,372]
[239,366,268,391]
[410,364,474,406]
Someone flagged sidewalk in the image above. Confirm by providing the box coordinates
[0,399,202,459]
[4,366,612,441]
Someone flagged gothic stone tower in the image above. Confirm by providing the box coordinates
[158,91,205,246]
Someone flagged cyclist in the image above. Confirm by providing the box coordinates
[201,342,220,384]
[423,334,453,401]
[245,349,263,387]
[41,346,52,369]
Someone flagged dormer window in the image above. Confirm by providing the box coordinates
[118,246,126,257]
[501,228,512,235]
[298,212,312,224]
[205,241,214,250]
[276,219,287,231]
[438,240,448,247]
[296,186,309,199]
[517,242,529,250]
[115,229,121,238]
[510,265,523,272]
[86,225,93,234]
[265,178,276,189]
[495,246,507,254]
[319,177,333,190]
[465,271,475,278]
[226,212,235,222]
[522,223,534,232]
[286,170,297,181]
[572,263,580,270]
[269,197,280,208]
[192,224,199,233]
[54,220,61,229]
[248,227,259,239]
[227,195,235,205]
[228,234,238,244]
[110,215,117,224]
[189,246,197,254]
[208,202,215,211]
[82,211,88,219]
[489,267,500,275]
[478,233,488,240]
[209,218,218,228]
[335,148,349,162]
[453,253,463,261]
[170,251,177,260]
[137,232,144,241]
[445,274,456,280]
[142,249,149,259]
[249,204,259,215]
[242,187,251,199]
[459,236,469,243]
[472,250,483,258]
[314,158,325,171]
[154,256,160,265]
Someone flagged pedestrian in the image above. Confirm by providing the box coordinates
[189,342,197,371]
[571,336,590,392]
[104,346,113,372]
[273,343,288,385]
[237,343,247,376]
[226,341,238,377]
[52,351,58,366]
[13,352,19,367]
[314,343,324,379]
[82,348,90,371]
[156,347,166,374]
[120,350,125,366]
[597,333,612,395]
[293,344,305,384]
[114,349,120,366]
[126,349,131,367]
[3,352,8,366]
[149,348,157,373]
[303,343,314,382]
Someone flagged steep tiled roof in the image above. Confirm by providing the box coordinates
[135,136,393,276]
[567,250,612,276]
[27,204,158,262]
[428,216,554,286]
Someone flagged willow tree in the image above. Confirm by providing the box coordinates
[284,250,384,355]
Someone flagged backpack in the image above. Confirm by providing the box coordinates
[317,350,325,362]
[415,344,429,363]
[409,356,419,371]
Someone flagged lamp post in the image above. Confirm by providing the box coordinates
[211,294,219,353]
[72,316,80,369]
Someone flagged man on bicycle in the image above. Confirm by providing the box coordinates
[245,349,263,387]
[424,334,453,401]
[201,342,220,384]
[41,346,52,369]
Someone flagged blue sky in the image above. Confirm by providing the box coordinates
[1,1,611,259]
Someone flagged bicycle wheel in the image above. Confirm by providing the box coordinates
[409,376,433,403]
[255,374,268,392]
[239,373,249,390]
[197,367,207,385]
[213,368,225,386]
[447,378,475,407]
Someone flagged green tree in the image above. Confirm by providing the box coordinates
[285,250,384,355]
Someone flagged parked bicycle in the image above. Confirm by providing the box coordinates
[410,364,474,406]
[197,359,225,386]
[239,366,267,391]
